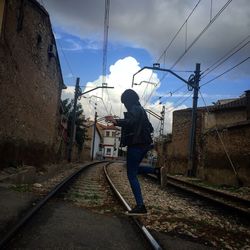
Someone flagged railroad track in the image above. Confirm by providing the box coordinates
[144,171,250,218]
[0,161,102,248]
[104,162,162,250]
[0,161,162,249]
[107,163,250,249]
[166,175,250,217]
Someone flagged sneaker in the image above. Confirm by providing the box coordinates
[126,205,147,216]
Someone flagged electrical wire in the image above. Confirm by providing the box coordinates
[102,0,110,85]
[201,56,250,87]
[57,38,75,79]
[165,91,193,113]
[141,0,202,103]
[88,100,106,118]
[199,90,238,176]
[143,0,233,107]
[101,0,114,115]
[201,35,250,79]
[169,0,233,71]
[158,0,202,63]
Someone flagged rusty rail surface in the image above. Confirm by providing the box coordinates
[166,175,250,217]
[104,163,162,250]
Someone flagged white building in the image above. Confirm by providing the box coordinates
[102,124,121,159]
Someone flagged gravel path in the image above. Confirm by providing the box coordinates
[107,162,250,250]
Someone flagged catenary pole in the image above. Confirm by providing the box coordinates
[67,83,114,162]
[187,63,200,176]
[67,77,80,162]
[91,107,98,161]
[132,63,201,177]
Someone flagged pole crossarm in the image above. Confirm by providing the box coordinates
[132,66,193,88]
[134,80,157,86]
[79,86,114,97]
[145,109,163,120]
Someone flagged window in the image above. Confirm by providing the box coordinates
[106,131,110,137]
[106,148,111,155]
[112,132,115,137]
[0,0,5,36]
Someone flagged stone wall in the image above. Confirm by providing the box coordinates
[204,109,246,130]
[201,121,250,186]
[160,102,250,186]
[165,109,203,175]
[0,0,65,168]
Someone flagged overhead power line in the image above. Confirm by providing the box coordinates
[199,90,239,178]
[158,0,202,63]
[102,0,110,85]
[101,0,114,115]
[141,0,202,102]
[201,35,250,79]
[143,0,233,107]
[160,0,233,87]
[57,38,75,78]
[201,56,250,87]
[169,0,233,70]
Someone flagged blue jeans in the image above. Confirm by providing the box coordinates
[126,145,155,206]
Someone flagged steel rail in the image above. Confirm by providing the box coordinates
[166,175,250,217]
[0,161,106,248]
[104,163,162,250]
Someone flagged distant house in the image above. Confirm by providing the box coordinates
[158,90,250,186]
[0,0,66,168]
[81,120,103,161]
[101,124,121,159]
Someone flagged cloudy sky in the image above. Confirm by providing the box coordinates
[41,0,250,133]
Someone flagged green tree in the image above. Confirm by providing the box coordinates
[61,98,86,154]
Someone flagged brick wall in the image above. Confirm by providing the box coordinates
[160,100,250,186]
[0,0,64,168]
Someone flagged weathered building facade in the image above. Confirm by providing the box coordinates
[81,121,103,161]
[200,91,250,186]
[159,91,250,186]
[0,0,66,168]
[102,124,120,159]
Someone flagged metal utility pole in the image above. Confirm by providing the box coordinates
[159,106,165,138]
[132,63,201,177]
[67,77,80,162]
[145,108,164,137]
[187,63,200,176]
[67,80,114,162]
[91,104,98,161]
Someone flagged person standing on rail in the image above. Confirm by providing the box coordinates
[105,89,160,215]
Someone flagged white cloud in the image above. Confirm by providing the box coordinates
[61,86,74,100]
[62,56,186,134]
[62,39,83,51]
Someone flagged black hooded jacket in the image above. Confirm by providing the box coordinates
[115,104,153,147]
